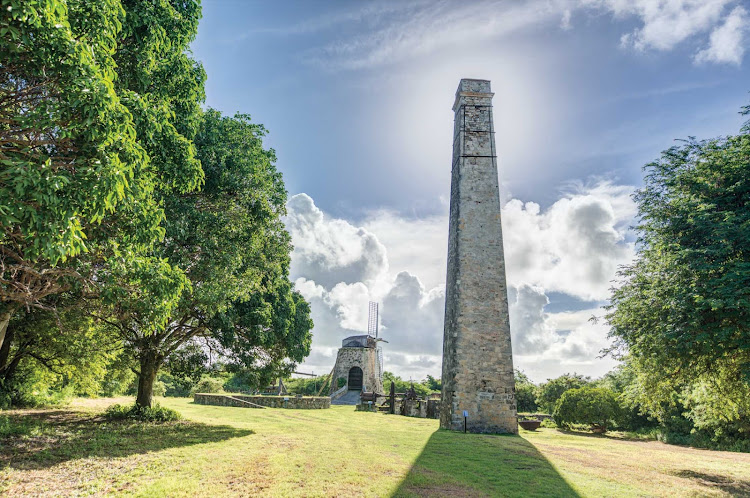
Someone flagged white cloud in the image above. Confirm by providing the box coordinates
[695,6,748,65]
[602,0,730,51]
[503,181,636,301]
[285,193,388,288]
[292,0,746,69]
[361,210,447,290]
[285,185,634,383]
[303,1,570,70]
[561,9,573,30]
[508,284,559,355]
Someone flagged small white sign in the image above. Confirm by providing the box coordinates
[463,410,468,417]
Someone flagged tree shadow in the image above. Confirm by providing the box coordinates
[393,429,579,497]
[0,408,254,471]
[554,428,653,443]
[673,469,750,496]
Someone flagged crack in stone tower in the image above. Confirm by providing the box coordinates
[440,78,518,434]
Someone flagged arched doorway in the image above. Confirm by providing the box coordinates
[348,366,363,390]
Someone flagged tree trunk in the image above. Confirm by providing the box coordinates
[1,354,23,385]
[136,351,162,408]
[0,308,15,353]
[0,324,13,372]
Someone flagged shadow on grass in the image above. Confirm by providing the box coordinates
[393,429,579,497]
[0,408,254,471]
[673,470,750,496]
[554,428,653,443]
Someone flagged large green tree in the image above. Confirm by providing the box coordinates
[104,110,312,408]
[0,0,206,353]
[606,107,750,434]
[0,0,157,349]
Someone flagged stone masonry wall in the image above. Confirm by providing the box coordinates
[440,79,517,434]
[194,393,330,409]
[329,346,384,395]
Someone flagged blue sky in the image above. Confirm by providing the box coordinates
[192,0,749,383]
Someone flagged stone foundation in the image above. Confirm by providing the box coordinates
[194,393,330,409]
[400,399,440,419]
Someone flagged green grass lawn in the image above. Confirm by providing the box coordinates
[1,397,748,497]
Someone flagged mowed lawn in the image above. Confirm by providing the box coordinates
[1,398,749,497]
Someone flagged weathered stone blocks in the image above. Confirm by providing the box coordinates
[329,340,384,395]
[193,393,331,409]
[440,79,518,434]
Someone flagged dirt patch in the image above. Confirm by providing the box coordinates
[1,456,146,496]
[223,455,275,496]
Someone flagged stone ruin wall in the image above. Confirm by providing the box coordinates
[194,393,331,409]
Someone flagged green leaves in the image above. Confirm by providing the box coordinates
[606,102,750,435]
[1,0,150,265]
[0,0,206,340]
[553,387,621,431]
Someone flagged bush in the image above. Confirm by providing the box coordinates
[190,377,225,395]
[553,387,621,432]
[0,374,74,409]
[536,373,590,414]
[158,372,194,397]
[104,403,181,422]
[285,375,330,396]
[515,382,538,413]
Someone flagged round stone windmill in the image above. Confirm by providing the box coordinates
[329,302,385,403]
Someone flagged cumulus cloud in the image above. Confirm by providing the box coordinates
[695,6,748,65]
[503,181,636,300]
[285,195,445,377]
[285,193,388,288]
[285,185,634,382]
[599,0,749,65]
[605,0,730,51]
[508,284,559,355]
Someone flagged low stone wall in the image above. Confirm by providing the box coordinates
[194,393,330,409]
[400,399,440,419]
[518,413,552,421]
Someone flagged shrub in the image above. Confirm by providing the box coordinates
[536,373,590,414]
[104,403,181,422]
[553,387,621,432]
[190,377,225,395]
[158,372,194,397]
[515,382,538,413]
[285,376,330,396]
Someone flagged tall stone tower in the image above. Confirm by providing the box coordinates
[440,79,517,434]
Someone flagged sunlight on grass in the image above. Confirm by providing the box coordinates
[1,397,748,497]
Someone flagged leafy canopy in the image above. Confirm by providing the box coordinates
[606,106,750,431]
[106,109,312,407]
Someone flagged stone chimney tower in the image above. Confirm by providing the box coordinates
[440,79,517,434]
